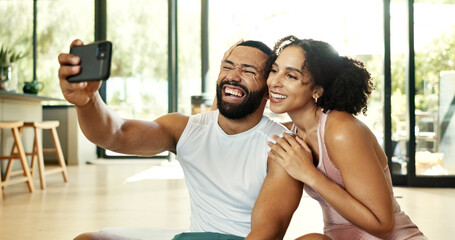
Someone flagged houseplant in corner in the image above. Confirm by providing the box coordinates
[0,44,26,91]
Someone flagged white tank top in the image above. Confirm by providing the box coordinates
[176,110,288,237]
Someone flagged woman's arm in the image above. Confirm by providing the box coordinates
[268,116,394,238]
[318,114,394,237]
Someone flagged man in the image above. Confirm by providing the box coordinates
[58,39,308,240]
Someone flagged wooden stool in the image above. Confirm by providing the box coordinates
[4,121,68,190]
[0,121,35,201]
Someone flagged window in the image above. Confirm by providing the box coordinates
[413,0,455,175]
[208,0,384,130]
[0,1,32,92]
[390,0,410,175]
[37,0,94,99]
[178,0,202,115]
[104,0,168,157]
[0,0,93,99]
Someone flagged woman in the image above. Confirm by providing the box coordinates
[266,35,427,239]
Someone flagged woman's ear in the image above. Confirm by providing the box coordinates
[313,87,324,99]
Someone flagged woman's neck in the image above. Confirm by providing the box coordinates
[287,107,321,133]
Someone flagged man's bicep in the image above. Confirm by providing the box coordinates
[119,113,188,156]
[251,158,303,235]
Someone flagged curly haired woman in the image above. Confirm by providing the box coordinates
[267,35,427,239]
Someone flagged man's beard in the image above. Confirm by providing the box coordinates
[216,81,266,120]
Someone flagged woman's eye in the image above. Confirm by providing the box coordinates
[223,66,233,70]
[269,69,277,73]
[286,74,297,80]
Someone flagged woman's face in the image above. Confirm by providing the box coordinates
[267,46,315,114]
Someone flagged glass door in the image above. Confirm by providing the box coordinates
[413,0,455,178]
[390,0,455,186]
[104,0,169,158]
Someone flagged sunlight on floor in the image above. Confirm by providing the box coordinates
[125,161,184,182]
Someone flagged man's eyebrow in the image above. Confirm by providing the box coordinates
[223,60,259,71]
[224,60,235,66]
[241,64,259,71]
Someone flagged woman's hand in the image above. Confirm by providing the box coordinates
[267,132,319,184]
[221,39,244,64]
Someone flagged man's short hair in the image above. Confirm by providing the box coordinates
[238,40,272,56]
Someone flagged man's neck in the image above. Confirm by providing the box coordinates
[217,109,265,135]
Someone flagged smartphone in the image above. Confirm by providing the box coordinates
[67,41,112,82]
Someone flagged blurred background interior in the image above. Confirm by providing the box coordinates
[1,0,455,239]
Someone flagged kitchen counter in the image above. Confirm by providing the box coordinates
[0,90,64,103]
[0,91,66,174]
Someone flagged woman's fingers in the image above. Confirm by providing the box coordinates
[272,134,293,152]
[282,132,301,148]
[221,39,244,63]
[295,135,312,153]
[267,133,298,163]
[267,140,286,160]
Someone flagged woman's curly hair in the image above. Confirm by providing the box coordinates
[268,35,375,115]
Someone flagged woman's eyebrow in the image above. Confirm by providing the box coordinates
[286,66,304,75]
[272,63,303,75]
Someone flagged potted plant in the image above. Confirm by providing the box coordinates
[0,44,26,91]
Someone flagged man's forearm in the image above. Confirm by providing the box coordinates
[76,92,124,149]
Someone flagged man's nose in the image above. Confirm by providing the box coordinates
[226,68,242,82]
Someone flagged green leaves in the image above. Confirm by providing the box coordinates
[0,45,26,65]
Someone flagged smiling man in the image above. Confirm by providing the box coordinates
[58,39,318,240]
[216,46,268,121]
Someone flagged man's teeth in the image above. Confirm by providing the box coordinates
[271,92,287,99]
[225,88,243,97]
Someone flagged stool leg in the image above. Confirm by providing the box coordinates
[30,135,39,177]
[0,158,3,201]
[12,127,34,193]
[19,126,36,177]
[34,127,46,190]
[51,127,68,182]
[3,143,16,182]
[0,174,3,202]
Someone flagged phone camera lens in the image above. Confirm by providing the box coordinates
[96,46,106,60]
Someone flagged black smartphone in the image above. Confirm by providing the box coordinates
[67,41,112,82]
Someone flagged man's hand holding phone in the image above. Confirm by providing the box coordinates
[58,39,109,107]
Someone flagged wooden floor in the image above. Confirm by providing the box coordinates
[0,160,454,240]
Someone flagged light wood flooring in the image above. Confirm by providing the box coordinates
[0,160,454,240]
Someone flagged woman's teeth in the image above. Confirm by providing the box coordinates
[271,92,287,99]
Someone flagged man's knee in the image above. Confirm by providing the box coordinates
[73,232,138,240]
[295,233,332,240]
[73,232,100,240]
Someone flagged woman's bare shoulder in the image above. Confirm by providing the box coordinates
[325,111,364,141]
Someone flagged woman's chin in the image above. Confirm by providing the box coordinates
[269,106,287,114]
